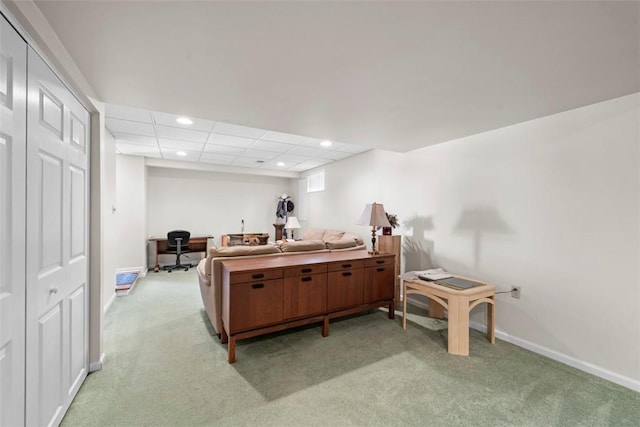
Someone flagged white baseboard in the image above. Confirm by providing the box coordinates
[405,297,640,393]
[116,266,144,274]
[89,352,105,373]
[103,292,116,314]
[477,322,640,393]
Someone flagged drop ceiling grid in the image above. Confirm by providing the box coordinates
[106,103,368,172]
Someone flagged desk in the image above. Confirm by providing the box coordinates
[402,276,495,356]
[149,235,213,272]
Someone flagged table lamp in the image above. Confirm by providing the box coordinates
[284,216,301,240]
[358,202,391,254]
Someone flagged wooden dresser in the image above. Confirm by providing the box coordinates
[220,251,395,363]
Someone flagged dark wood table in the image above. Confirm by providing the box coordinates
[148,235,213,272]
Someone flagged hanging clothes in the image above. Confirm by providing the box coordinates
[276,199,287,218]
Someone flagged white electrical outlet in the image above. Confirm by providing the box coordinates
[511,286,521,299]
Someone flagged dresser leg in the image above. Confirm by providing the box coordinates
[220,327,228,344]
[322,317,329,337]
[228,336,236,363]
[388,302,395,319]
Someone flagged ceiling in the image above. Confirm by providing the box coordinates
[106,103,367,171]
[30,1,640,169]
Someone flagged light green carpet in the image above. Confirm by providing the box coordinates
[61,270,640,426]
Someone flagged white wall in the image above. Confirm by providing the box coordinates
[303,93,640,390]
[114,154,147,272]
[146,167,295,266]
[101,130,117,311]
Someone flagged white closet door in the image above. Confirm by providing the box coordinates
[0,15,27,427]
[25,47,90,427]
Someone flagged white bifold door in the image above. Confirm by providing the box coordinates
[25,47,90,426]
[0,13,90,427]
[0,14,27,427]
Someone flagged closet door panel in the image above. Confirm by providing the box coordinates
[0,14,27,427]
[26,46,89,427]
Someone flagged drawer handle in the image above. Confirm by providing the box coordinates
[301,268,312,273]
[377,268,385,272]
[342,272,352,277]
[252,283,264,289]
[376,260,385,264]
[301,277,312,282]
[252,273,265,279]
[342,263,352,268]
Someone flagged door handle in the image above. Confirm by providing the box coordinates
[49,287,58,294]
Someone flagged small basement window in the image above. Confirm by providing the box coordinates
[307,171,325,193]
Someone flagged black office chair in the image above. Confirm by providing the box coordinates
[163,230,192,272]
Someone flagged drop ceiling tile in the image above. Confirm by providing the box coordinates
[203,144,246,155]
[274,154,314,163]
[251,139,295,153]
[106,118,156,136]
[199,152,237,165]
[105,104,152,123]
[260,159,299,169]
[288,146,330,157]
[155,125,210,142]
[116,142,160,155]
[158,138,205,151]
[212,122,266,139]
[261,130,309,145]
[207,133,256,147]
[287,163,318,172]
[152,111,215,132]
[291,159,332,170]
[112,133,158,146]
[161,149,202,161]
[242,149,280,160]
[231,157,266,168]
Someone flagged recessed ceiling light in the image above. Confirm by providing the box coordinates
[176,117,193,125]
[320,140,332,147]
[176,151,187,156]
[277,161,285,167]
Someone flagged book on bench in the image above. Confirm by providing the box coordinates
[417,276,484,290]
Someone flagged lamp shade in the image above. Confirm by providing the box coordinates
[285,216,301,229]
[358,203,391,227]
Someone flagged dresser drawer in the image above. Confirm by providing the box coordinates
[327,260,364,272]
[228,278,284,332]
[327,269,364,311]
[230,269,283,284]
[284,264,328,277]
[365,256,394,268]
[283,273,327,319]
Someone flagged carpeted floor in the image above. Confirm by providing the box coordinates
[61,270,640,426]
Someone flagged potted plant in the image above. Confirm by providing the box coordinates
[383,212,398,235]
